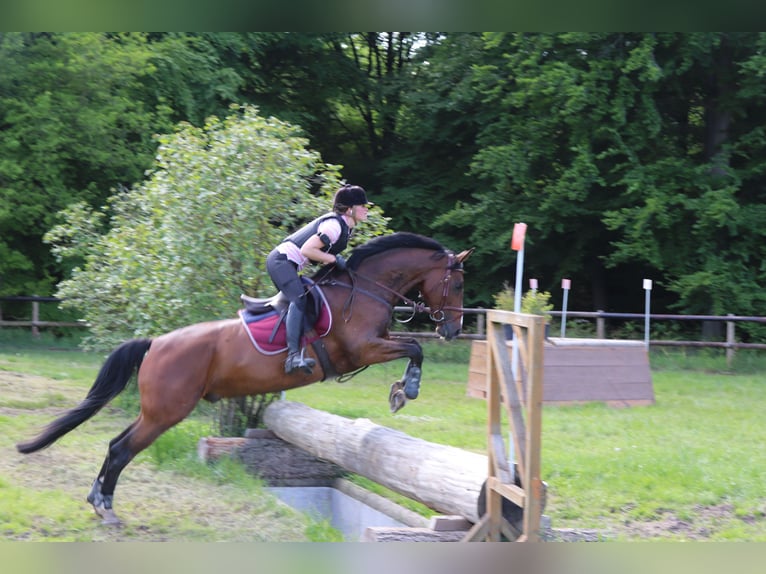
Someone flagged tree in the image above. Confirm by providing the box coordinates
[434,32,766,322]
[375,33,486,297]
[318,33,427,188]
[0,33,174,296]
[0,32,271,299]
[603,33,766,327]
[46,105,390,350]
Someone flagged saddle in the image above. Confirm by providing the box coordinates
[238,278,332,355]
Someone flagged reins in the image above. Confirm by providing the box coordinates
[316,252,466,324]
[307,246,467,385]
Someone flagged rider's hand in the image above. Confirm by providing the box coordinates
[335,255,348,270]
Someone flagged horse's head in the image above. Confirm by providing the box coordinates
[327,233,475,341]
[421,247,475,340]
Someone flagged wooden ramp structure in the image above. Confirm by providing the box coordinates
[463,310,546,542]
[468,338,654,407]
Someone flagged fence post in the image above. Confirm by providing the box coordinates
[476,312,485,338]
[31,298,40,338]
[596,310,605,339]
[726,314,735,368]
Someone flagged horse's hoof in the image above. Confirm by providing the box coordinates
[389,380,403,399]
[389,382,407,413]
[404,378,420,400]
[93,504,122,527]
[389,390,407,413]
[402,366,421,399]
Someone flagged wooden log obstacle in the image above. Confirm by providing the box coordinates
[262,400,490,524]
[200,404,532,540]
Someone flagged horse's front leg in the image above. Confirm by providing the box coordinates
[367,337,423,413]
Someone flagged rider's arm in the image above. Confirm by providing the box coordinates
[300,234,340,265]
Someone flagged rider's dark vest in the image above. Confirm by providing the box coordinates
[282,213,350,257]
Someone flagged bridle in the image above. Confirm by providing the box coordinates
[317,251,466,324]
[424,252,463,323]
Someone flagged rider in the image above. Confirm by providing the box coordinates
[266,184,372,374]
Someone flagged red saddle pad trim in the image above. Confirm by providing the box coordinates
[239,291,332,355]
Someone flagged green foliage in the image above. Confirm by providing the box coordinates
[423,33,766,318]
[491,282,554,321]
[5,31,766,326]
[0,33,175,296]
[377,33,484,246]
[147,419,215,467]
[522,290,554,321]
[46,105,390,350]
[491,282,517,311]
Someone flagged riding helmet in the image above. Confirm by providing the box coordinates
[333,184,372,208]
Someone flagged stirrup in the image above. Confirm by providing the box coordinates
[285,349,316,375]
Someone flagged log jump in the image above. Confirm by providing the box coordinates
[263,400,488,523]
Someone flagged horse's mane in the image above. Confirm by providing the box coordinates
[312,232,447,278]
[348,232,446,268]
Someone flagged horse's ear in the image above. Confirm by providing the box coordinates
[455,247,475,263]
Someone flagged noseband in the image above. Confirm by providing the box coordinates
[427,253,463,323]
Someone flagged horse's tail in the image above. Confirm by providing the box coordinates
[16,338,153,454]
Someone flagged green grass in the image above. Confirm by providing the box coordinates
[2,334,765,540]
[542,372,765,531]
[0,345,105,381]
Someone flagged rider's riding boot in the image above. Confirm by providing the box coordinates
[284,302,316,375]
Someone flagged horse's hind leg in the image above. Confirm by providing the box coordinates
[85,332,212,525]
[87,421,136,524]
[87,415,174,526]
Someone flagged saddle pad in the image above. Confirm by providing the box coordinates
[239,293,332,355]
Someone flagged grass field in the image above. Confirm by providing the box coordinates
[1,331,765,541]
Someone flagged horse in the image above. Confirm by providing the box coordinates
[17,232,473,525]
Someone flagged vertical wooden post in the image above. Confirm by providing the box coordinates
[726,314,735,368]
[463,309,545,543]
[522,316,544,540]
[476,312,485,338]
[596,310,605,339]
[31,299,40,338]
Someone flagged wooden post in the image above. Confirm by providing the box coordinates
[463,309,545,542]
[726,314,735,368]
[596,310,605,339]
[476,312,485,338]
[31,299,40,338]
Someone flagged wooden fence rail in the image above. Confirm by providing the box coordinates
[0,296,87,336]
[2,297,764,358]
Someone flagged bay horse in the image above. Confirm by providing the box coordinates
[17,232,473,525]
